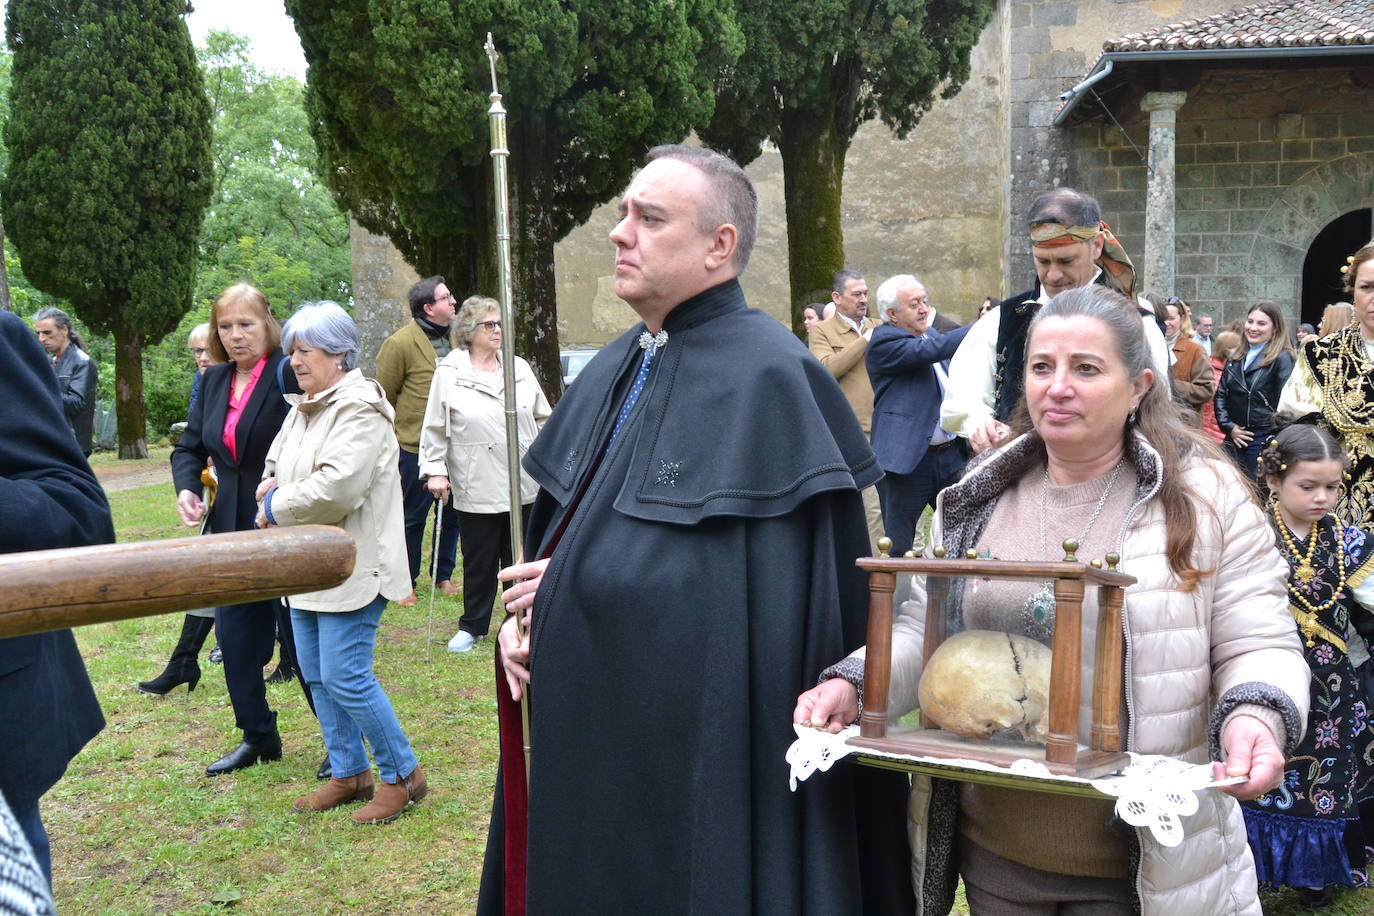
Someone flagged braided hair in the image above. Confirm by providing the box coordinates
[1257,424,1348,496]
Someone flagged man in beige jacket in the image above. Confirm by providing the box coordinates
[808,268,883,550]
[374,276,461,604]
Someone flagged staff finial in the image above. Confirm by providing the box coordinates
[484,33,500,93]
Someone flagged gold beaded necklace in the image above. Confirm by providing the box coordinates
[1319,327,1374,435]
[1271,499,1347,648]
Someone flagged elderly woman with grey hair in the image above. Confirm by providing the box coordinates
[254,301,427,824]
[420,294,551,653]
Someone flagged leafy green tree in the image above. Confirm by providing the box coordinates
[701,0,994,328]
[196,31,350,310]
[2,0,213,456]
[285,0,742,394]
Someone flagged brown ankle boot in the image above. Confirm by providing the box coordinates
[401,763,428,804]
[294,773,374,813]
[351,763,427,824]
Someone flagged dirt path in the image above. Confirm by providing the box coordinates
[92,458,173,493]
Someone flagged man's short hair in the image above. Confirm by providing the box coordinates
[832,269,864,295]
[1027,188,1101,230]
[407,276,446,319]
[874,274,921,323]
[645,145,759,273]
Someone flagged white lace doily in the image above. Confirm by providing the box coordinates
[786,724,1243,846]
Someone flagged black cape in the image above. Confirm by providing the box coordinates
[0,310,109,812]
[478,279,912,914]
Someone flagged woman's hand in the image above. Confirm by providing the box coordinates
[255,476,276,502]
[176,489,205,527]
[1214,714,1285,800]
[1229,425,1253,447]
[498,558,549,615]
[425,475,450,502]
[793,678,860,734]
[497,610,532,700]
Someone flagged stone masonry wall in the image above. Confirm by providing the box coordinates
[1004,0,1240,290]
[1068,65,1374,327]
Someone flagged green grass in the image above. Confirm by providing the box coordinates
[50,482,1374,913]
[51,481,496,914]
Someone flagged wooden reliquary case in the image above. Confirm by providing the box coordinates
[850,538,1136,779]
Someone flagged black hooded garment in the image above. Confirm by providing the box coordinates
[478,279,913,914]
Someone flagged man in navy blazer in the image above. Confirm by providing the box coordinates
[866,275,972,558]
[0,309,110,884]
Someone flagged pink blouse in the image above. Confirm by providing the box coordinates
[222,357,267,461]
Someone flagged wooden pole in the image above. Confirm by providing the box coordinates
[0,526,354,639]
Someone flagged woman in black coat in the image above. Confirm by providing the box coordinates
[1213,299,1295,479]
[171,284,310,776]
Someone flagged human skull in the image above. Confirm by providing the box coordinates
[917,629,1052,744]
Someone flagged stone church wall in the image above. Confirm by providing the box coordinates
[1066,66,1374,326]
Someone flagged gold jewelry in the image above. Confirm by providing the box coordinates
[1271,500,1347,647]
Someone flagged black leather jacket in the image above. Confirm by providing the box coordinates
[1213,350,1294,433]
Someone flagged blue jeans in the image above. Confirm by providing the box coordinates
[291,596,418,784]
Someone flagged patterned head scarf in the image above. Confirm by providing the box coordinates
[1029,220,1136,299]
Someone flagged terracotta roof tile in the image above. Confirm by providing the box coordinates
[1104,1,1374,52]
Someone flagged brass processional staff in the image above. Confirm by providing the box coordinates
[485,33,532,779]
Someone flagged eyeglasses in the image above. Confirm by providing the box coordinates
[477,320,502,331]
[190,347,209,356]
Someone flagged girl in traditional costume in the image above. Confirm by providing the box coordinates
[1244,424,1374,908]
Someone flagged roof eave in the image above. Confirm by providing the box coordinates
[1052,45,1374,127]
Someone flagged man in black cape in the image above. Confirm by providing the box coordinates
[0,309,110,887]
[477,146,912,913]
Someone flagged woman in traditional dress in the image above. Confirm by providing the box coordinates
[1280,242,1374,530]
[796,286,1309,915]
[1241,426,1374,908]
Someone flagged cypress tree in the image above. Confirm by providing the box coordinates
[3,0,213,457]
[285,0,742,396]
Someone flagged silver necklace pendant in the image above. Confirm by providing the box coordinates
[638,329,668,351]
[1023,585,1056,642]
[1023,457,1127,643]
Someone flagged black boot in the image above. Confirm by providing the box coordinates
[206,731,283,776]
[136,615,215,695]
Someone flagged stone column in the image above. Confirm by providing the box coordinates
[1140,91,1187,297]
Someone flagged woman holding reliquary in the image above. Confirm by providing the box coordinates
[795,287,1309,915]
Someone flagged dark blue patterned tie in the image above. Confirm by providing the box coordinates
[609,344,657,446]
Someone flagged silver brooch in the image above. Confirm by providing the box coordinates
[656,459,683,487]
[638,329,668,350]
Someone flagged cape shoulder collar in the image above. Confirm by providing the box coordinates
[524,278,880,525]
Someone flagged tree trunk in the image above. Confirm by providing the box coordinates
[777,103,850,335]
[0,222,12,313]
[113,331,148,459]
[510,115,563,405]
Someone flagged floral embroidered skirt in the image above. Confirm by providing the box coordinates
[1242,652,1374,889]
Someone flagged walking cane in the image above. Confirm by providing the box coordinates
[424,497,442,664]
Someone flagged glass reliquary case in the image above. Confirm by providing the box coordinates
[850,537,1136,780]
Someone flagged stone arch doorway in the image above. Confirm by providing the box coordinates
[1247,151,1372,328]
[1302,208,1373,330]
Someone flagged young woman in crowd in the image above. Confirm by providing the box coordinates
[1243,425,1374,908]
[1214,300,1295,479]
